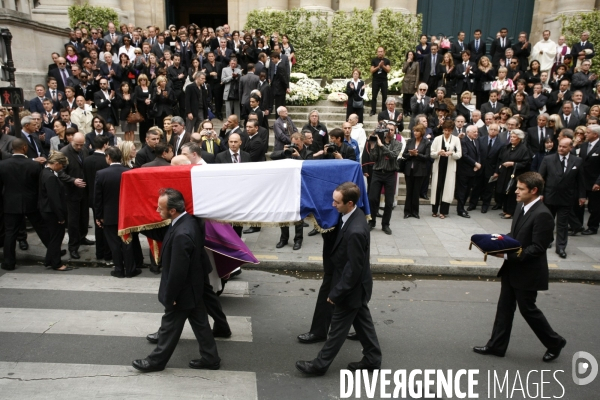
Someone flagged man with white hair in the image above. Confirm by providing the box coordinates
[170,155,191,165]
[455,125,482,218]
[531,30,557,72]
[273,106,297,151]
[554,35,570,70]
[570,31,595,71]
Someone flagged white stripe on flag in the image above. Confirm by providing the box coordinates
[191,160,302,223]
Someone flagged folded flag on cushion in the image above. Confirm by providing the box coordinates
[469,234,522,261]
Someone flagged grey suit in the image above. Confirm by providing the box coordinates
[239,73,260,106]
[221,66,243,117]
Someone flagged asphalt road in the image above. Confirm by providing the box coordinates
[0,267,598,399]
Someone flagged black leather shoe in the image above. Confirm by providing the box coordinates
[568,227,585,236]
[347,332,359,341]
[127,269,142,278]
[412,213,420,219]
[1,264,15,271]
[81,238,96,245]
[276,240,288,248]
[543,338,566,362]
[295,360,326,376]
[473,346,505,357]
[189,358,221,370]
[492,204,502,210]
[60,249,67,256]
[242,227,261,234]
[458,211,471,218]
[146,331,159,344]
[481,206,488,213]
[404,214,411,219]
[557,250,567,259]
[230,269,242,278]
[302,222,309,227]
[582,229,598,235]
[421,195,429,200]
[376,212,383,218]
[467,205,476,211]
[132,359,164,372]
[347,360,380,372]
[293,241,302,250]
[307,229,319,236]
[111,271,124,278]
[369,111,376,117]
[18,240,29,250]
[297,332,326,344]
[70,250,80,259]
[382,226,392,235]
[213,329,232,338]
[369,222,375,231]
[547,242,553,249]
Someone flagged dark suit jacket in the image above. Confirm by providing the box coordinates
[215,149,251,163]
[134,145,156,168]
[490,37,512,66]
[455,61,477,94]
[570,41,595,60]
[48,68,72,93]
[142,157,171,167]
[169,132,191,155]
[478,135,504,178]
[402,138,430,177]
[38,167,67,221]
[151,43,166,60]
[539,153,586,205]
[59,144,87,201]
[499,200,554,291]
[457,137,482,177]
[450,41,467,65]
[526,126,554,155]
[258,81,273,114]
[243,134,266,162]
[578,140,600,190]
[184,83,208,118]
[94,163,129,226]
[421,54,442,80]
[28,97,45,114]
[377,110,404,131]
[82,152,109,206]
[85,131,116,153]
[0,134,14,160]
[0,154,43,214]
[467,39,486,63]
[93,91,118,123]
[559,113,579,130]
[327,207,372,309]
[512,42,531,72]
[22,132,47,159]
[99,63,123,86]
[270,65,289,97]
[546,90,572,115]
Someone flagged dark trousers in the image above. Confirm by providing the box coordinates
[404,175,425,216]
[419,160,432,197]
[147,304,220,368]
[370,80,387,113]
[402,93,412,116]
[139,117,154,145]
[203,279,230,332]
[175,90,185,117]
[426,75,438,97]
[486,274,563,354]
[92,209,111,260]
[569,203,585,230]
[470,175,496,207]
[547,204,571,251]
[280,224,303,243]
[308,230,337,338]
[456,174,477,214]
[586,190,600,230]
[131,232,144,268]
[346,103,364,124]
[369,170,396,227]
[497,191,518,215]
[66,198,89,252]
[103,224,134,276]
[3,212,49,268]
[211,84,224,117]
[41,212,65,269]
[232,225,242,238]
[311,301,382,371]
[185,110,205,134]
[274,94,286,111]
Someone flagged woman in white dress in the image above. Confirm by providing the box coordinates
[430,119,462,219]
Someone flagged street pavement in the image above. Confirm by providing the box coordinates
[0,267,598,399]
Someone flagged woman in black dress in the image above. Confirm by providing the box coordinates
[494,129,531,219]
[135,74,154,143]
[116,81,137,142]
[39,152,71,271]
[345,68,366,123]
[403,124,431,219]
[525,60,541,95]
[475,56,495,109]
[151,75,177,131]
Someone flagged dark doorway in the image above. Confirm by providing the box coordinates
[165,0,227,28]
[417,0,535,51]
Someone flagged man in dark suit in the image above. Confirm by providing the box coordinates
[151,34,166,61]
[455,50,476,95]
[28,85,47,115]
[269,52,290,110]
[184,72,208,133]
[467,29,486,64]
[45,78,65,112]
[450,31,467,66]
[239,64,260,107]
[456,126,481,218]
[539,138,586,258]
[134,130,161,168]
[546,79,572,115]
[83,136,111,262]
[512,32,532,72]
[254,53,266,76]
[215,133,251,164]
[168,117,191,156]
[474,172,567,362]
[377,97,404,129]
[527,114,554,156]
[409,83,434,129]
[480,90,502,116]
[19,116,47,162]
[559,101,579,130]
[0,139,50,271]
[243,120,266,162]
[0,130,15,159]
[59,132,95,259]
[570,32,595,63]
[258,72,273,130]
[246,113,269,158]
[579,125,600,235]
[296,182,381,375]
[94,147,137,278]
[84,117,116,152]
[421,44,441,97]
[469,124,504,213]
[132,189,222,372]
[94,78,118,125]
[142,143,174,167]
[48,57,72,93]
[490,27,512,67]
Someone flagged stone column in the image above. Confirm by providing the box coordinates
[256,0,288,10]
[300,0,332,12]
[338,0,368,12]
[556,0,596,14]
[374,0,411,13]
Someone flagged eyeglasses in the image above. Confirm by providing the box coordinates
[419,88,427,91]
[170,29,176,32]
[510,62,517,65]
[58,62,66,65]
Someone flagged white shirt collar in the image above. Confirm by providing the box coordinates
[171,211,187,226]
[229,148,239,156]
[523,196,541,215]
[110,162,120,166]
[560,153,569,161]
[589,138,599,148]
[341,205,357,228]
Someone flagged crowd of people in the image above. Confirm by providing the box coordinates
[0,21,598,276]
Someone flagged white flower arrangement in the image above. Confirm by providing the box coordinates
[387,69,405,92]
[323,79,350,94]
[290,72,309,83]
[327,92,348,102]
[286,78,324,105]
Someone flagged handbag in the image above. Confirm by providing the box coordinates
[126,106,144,124]
[481,81,492,91]
[397,158,406,173]
[505,165,517,194]
[440,38,451,49]
[352,98,364,109]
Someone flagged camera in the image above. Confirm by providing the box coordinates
[326,142,339,154]
[284,143,299,157]
[369,126,389,142]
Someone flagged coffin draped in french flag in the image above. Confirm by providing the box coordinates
[117,159,370,278]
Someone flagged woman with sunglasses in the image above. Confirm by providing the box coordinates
[166,25,180,52]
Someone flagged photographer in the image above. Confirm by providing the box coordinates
[368,124,403,235]
[271,133,313,250]
[323,128,356,161]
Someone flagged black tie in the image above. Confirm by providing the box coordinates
[488,138,492,153]
[28,135,38,155]
[561,156,566,172]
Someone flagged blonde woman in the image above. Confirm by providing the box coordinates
[430,120,462,219]
[547,114,563,139]
[456,91,475,124]
[119,141,137,168]
[491,66,515,106]
[162,115,174,143]
[475,56,495,108]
